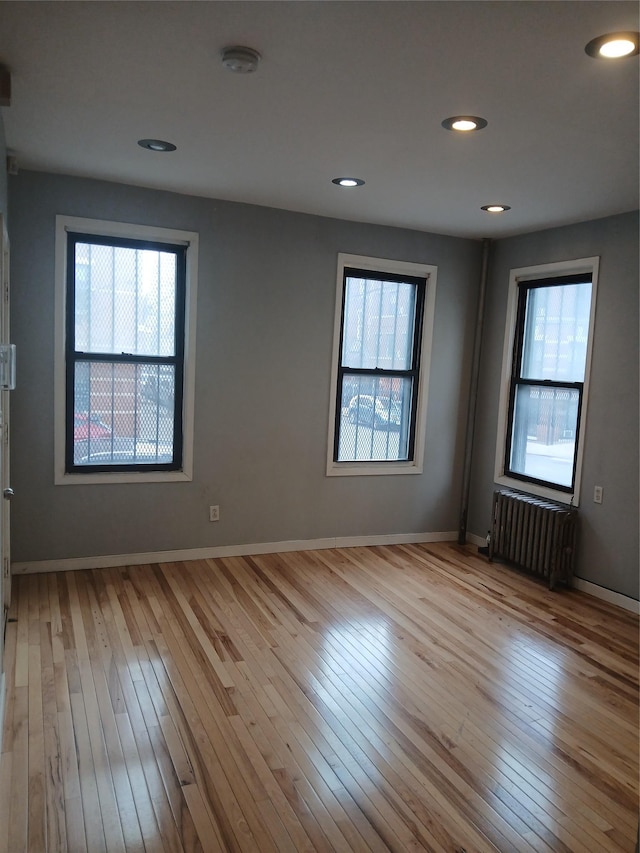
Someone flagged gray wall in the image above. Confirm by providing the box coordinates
[9,171,481,562]
[468,212,639,600]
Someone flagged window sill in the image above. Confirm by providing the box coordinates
[494,474,577,507]
[327,460,423,477]
[55,469,192,486]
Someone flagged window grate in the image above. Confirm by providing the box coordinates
[66,232,186,473]
[334,267,425,464]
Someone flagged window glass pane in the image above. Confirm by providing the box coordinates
[337,376,413,462]
[74,243,177,357]
[341,275,416,370]
[521,282,592,382]
[73,361,175,466]
[509,385,579,488]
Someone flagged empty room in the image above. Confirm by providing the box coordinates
[0,2,638,851]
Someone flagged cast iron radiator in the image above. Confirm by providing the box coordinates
[488,488,578,590]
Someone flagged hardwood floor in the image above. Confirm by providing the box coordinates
[0,542,637,852]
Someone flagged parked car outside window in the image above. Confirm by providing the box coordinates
[347,395,401,430]
[73,412,112,443]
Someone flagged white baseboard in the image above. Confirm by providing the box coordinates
[571,578,640,614]
[463,533,639,614]
[11,531,458,576]
[12,532,639,615]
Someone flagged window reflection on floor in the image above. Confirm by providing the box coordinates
[318,619,393,771]
[491,633,567,805]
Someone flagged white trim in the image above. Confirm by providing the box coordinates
[12,535,638,615]
[571,578,640,614]
[12,531,458,575]
[326,253,437,476]
[469,532,639,613]
[54,216,198,485]
[493,256,599,507]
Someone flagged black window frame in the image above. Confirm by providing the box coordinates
[504,272,592,493]
[333,266,426,464]
[65,231,187,474]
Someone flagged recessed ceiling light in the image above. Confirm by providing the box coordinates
[585,32,639,58]
[137,139,177,152]
[221,46,261,73]
[332,177,365,187]
[481,204,511,213]
[441,116,488,132]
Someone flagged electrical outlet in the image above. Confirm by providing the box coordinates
[209,505,220,522]
[593,485,603,504]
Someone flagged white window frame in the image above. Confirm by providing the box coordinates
[494,256,599,506]
[54,215,198,485]
[326,253,437,477]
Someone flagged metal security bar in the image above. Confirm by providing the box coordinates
[66,232,186,473]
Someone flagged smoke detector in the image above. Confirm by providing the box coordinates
[221,46,261,74]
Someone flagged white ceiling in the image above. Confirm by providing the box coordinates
[0,1,638,239]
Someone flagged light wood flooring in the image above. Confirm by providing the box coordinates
[0,542,638,852]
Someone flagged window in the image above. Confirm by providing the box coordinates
[327,254,437,476]
[55,217,198,484]
[495,258,598,504]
